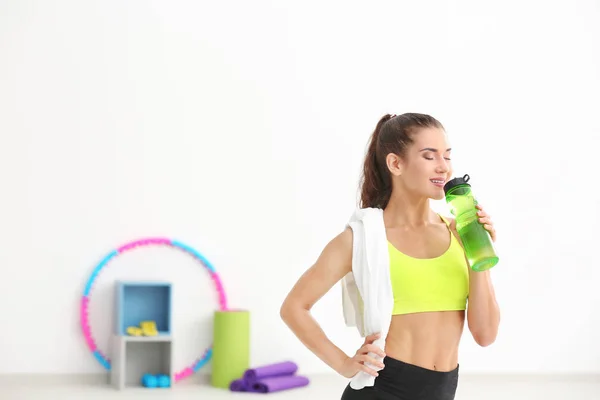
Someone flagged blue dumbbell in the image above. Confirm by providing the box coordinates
[142,374,158,388]
[157,374,171,388]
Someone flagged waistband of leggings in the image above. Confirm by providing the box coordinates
[383,355,459,376]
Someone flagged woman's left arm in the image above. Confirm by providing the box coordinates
[451,205,501,347]
[467,267,500,347]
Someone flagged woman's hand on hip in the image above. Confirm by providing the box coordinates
[337,332,386,378]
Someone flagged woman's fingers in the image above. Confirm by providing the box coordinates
[363,332,380,344]
[360,364,380,377]
[357,354,385,368]
[359,343,386,358]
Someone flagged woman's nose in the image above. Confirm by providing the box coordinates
[436,160,449,173]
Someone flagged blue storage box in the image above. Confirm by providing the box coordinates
[116,281,172,336]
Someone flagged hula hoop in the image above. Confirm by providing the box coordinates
[80,237,227,382]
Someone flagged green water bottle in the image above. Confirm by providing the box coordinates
[443,174,498,271]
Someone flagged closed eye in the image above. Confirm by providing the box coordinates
[423,155,452,161]
[420,147,451,161]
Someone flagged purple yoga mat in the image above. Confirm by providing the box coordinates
[251,375,310,393]
[229,379,248,392]
[243,361,298,384]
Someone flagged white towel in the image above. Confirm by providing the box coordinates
[341,207,394,390]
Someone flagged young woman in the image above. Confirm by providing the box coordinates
[280,113,500,400]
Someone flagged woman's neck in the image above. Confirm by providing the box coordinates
[383,190,437,229]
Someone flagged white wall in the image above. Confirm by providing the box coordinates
[0,0,599,376]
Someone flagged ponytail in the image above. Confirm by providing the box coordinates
[359,114,395,209]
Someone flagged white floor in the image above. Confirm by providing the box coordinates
[1,374,599,399]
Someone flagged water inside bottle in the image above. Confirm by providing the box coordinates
[457,213,498,271]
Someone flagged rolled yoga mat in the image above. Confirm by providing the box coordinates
[229,379,248,392]
[211,310,250,389]
[251,376,310,393]
[243,361,298,384]
[230,361,308,393]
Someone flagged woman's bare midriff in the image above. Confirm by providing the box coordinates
[384,310,465,372]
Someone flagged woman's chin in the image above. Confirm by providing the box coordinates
[430,189,446,201]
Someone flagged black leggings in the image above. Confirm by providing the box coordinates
[340,356,459,400]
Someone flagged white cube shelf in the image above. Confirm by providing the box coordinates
[110,334,174,390]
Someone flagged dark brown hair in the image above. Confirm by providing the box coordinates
[359,113,444,209]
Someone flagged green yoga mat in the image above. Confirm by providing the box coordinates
[211,310,250,388]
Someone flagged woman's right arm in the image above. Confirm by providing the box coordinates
[279,227,384,378]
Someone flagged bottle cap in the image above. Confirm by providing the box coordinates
[443,174,471,194]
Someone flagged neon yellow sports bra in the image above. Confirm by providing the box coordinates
[388,215,469,315]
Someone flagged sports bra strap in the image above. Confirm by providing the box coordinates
[438,214,451,227]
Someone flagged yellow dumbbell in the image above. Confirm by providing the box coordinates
[126,326,143,336]
[140,320,159,336]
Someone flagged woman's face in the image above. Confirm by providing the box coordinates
[393,127,453,201]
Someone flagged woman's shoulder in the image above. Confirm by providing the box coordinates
[321,227,354,262]
[438,213,456,230]
[336,226,354,246]
[439,214,466,247]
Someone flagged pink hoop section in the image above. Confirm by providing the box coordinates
[80,237,227,381]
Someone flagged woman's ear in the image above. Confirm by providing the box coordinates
[385,153,403,177]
